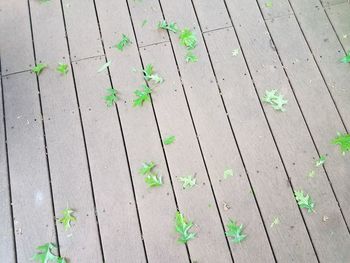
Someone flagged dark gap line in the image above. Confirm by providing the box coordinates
[139,40,170,48]
[91,0,149,260]
[272,0,350,232]
[202,25,233,34]
[71,54,105,63]
[1,69,32,78]
[124,0,192,261]
[0,57,18,262]
[27,0,60,253]
[221,0,320,261]
[58,1,105,261]
[156,0,235,261]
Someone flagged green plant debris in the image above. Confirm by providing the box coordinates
[115,34,131,51]
[270,217,279,228]
[307,170,316,178]
[315,155,326,167]
[340,51,350,63]
[175,211,196,244]
[142,19,148,27]
[179,176,196,189]
[32,63,47,75]
[225,219,246,243]
[163,135,176,145]
[294,190,315,213]
[58,207,76,231]
[232,49,239,56]
[133,84,152,107]
[223,169,234,179]
[139,161,156,175]
[158,20,179,33]
[185,52,198,63]
[56,63,69,75]
[265,1,273,8]
[32,243,66,263]
[179,28,197,50]
[97,60,112,73]
[104,88,118,107]
[143,64,164,84]
[138,161,162,187]
[262,89,288,112]
[331,133,350,155]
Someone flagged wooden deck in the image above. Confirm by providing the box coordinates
[1,0,350,262]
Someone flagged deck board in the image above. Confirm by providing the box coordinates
[1,0,350,261]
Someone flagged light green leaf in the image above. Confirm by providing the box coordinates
[163,135,176,145]
[225,219,246,243]
[175,212,196,244]
[97,60,112,73]
[32,243,65,263]
[139,161,156,175]
[262,89,287,112]
[294,190,315,213]
[104,88,118,107]
[142,19,148,27]
[315,155,326,167]
[133,84,152,107]
[340,51,350,63]
[179,176,196,189]
[158,20,179,33]
[232,49,239,56]
[331,133,350,155]
[56,63,69,75]
[265,1,273,8]
[179,28,197,50]
[185,52,198,63]
[270,217,279,228]
[307,170,315,178]
[32,63,47,75]
[115,34,131,51]
[144,173,163,187]
[224,169,234,179]
[143,64,163,84]
[58,207,76,231]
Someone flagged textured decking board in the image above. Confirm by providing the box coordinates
[0,66,16,263]
[28,0,103,261]
[1,0,350,261]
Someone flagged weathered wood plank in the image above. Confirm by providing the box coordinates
[3,72,56,263]
[0,0,33,74]
[0,73,16,263]
[326,2,350,50]
[71,56,146,262]
[321,0,348,7]
[94,0,189,261]
[29,1,103,261]
[61,0,103,61]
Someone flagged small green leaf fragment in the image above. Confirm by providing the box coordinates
[185,52,198,63]
[158,20,179,33]
[175,212,196,244]
[56,63,69,75]
[139,161,156,175]
[32,63,47,75]
[115,34,131,51]
[262,89,288,112]
[97,60,112,73]
[163,135,176,145]
[144,173,163,187]
[224,169,234,179]
[143,64,163,84]
[232,49,239,56]
[58,207,76,231]
[142,19,148,27]
[32,243,65,263]
[294,190,315,213]
[179,28,197,50]
[265,1,273,8]
[133,84,152,107]
[307,170,316,178]
[331,133,350,155]
[340,51,350,63]
[225,219,246,243]
[270,217,280,228]
[315,155,326,167]
[104,88,118,107]
[179,176,196,189]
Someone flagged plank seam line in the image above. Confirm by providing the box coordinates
[157,0,236,261]
[263,13,295,22]
[0,57,18,262]
[27,0,61,253]
[202,25,233,34]
[125,0,193,261]
[139,40,170,49]
[1,69,32,78]
[222,0,320,260]
[71,54,105,63]
[58,0,106,260]
[92,0,149,260]
[284,0,350,231]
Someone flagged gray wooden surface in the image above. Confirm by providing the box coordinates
[1,0,350,262]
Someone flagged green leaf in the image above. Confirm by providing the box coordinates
[179,176,196,189]
[185,52,198,63]
[32,243,64,263]
[232,49,239,56]
[262,89,288,112]
[142,19,148,27]
[315,155,326,167]
[158,20,179,33]
[270,217,279,228]
[331,133,350,155]
[163,135,176,145]
[139,161,156,175]
[97,60,112,73]
[144,173,163,187]
[179,28,197,50]
[307,170,316,178]
[340,51,350,63]
[104,88,118,107]
[133,84,152,107]
[225,219,246,243]
[175,212,196,244]
[224,169,234,179]
[32,63,47,75]
[115,34,131,51]
[56,63,69,75]
[143,64,163,84]
[58,207,76,231]
[265,1,273,8]
[294,190,315,213]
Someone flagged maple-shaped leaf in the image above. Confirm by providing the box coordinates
[32,243,60,263]
[262,89,287,111]
[294,190,315,213]
[58,207,76,230]
[175,212,196,244]
[179,28,197,50]
[32,63,47,75]
[185,52,198,63]
[56,63,69,75]
[133,84,152,107]
[315,155,326,167]
[158,20,179,33]
[143,64,163,84]
[139,161,156,175]
[163,135,175,145]
[331,133,350,155]
[144,173,163,187]
[225,219,246,243]
[340,51,350,63]
[179,176,196,189]
[104,88,118,107]
[115,34,131,51]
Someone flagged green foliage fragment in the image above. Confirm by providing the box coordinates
[185,52,198,63]
[32,63,47,75]
[262,89,288,112]
[158,20,179,33]
[270,217,279,228]
[175,211,196,244]
[315,155,326,167]
[133,84,152,107]
[225,219,246,243]
[104,88,118,107]
[331,133,350,155]
[115,34,131,51]
[265,1,273,8]
[97,60,112,73]
[32,243,66,263]
[179,176,196,189]
[163,135,176,145]
[58,207,76,231]
[294,190,315,213]
[340,51,350,63]
[224,169,234,179]
[179,28,197,50]
[138,162,162,187]
[56,63,69,75]
[143,64,163,84]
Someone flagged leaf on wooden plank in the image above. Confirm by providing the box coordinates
[175,211,196,244]
[97,60,112,73]
[163,135,176,145]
